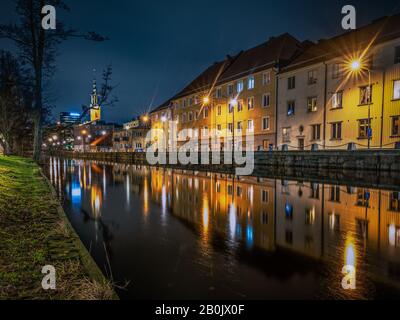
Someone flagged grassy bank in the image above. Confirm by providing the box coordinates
[0,156,116,300]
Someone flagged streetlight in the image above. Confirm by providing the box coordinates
[203,96,210,104]
[349,58,372,149]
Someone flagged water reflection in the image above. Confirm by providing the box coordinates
[46,157,400,300]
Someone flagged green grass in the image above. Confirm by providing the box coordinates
[0,156,115,300]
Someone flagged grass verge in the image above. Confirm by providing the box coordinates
[0,156,117,300]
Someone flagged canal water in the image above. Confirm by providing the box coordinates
[45,157,400,300]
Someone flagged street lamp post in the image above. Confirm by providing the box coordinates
[350,59,372,149]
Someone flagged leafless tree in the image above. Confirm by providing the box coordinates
[0,0,107,160]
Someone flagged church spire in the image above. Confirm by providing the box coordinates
[90,68,101,122]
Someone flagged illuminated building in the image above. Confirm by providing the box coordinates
[277,14,400,150]
[90,79,101,123]
[59,112,81,125]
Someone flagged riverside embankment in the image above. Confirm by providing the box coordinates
[0,156,117,300]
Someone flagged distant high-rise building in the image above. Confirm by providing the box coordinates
[60,112,81,125]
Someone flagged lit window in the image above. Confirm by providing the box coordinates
[263,72,271,86]
[282,127,291,143]
[392,116,400,136]
[307,96,317,112]
[237,80,244,93]
[331,122,342,140]
[217,105,222,116]
[360,85,372,105]
[287,100,295,116]
[247,119,254,132]
[358,119,371,139]
[248,75,255,90]
[394,80,400,100]
[262,93,270,107]
[308,70,317,85]
[228,123,233,133]
[332,91,343,109]
[247,97,254,110]
[262,117,270,131]
[288,76,295,90]
[217,124,222,132]
[311,124,321,141]
[237,100,243,112]
[228,103,234,113]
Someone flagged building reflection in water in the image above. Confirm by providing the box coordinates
[48,157,400,299]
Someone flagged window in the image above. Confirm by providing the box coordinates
[331,122,342,140]
[389,192,400,212]
[311,124,321,140]
[188,97,193,106]
[332,91,343,109]
[356,189,370,207]
[228,123,233,133]
[217,124,222,132]
[329,185,341,202]
[237,80,244,93]
[237,100,243,112]
[282,127,291,143]
[262,117,270,131]
[392,116,400,136]
[263,72,271,85]
[237,121,243,132]
[247,97,254,110]
[188,112,193,121]
[395,46,400,64]
[288,76,295,90]
[204,107,209,118]
[394,80,400,100]
[305,208,316,225]
[248,75,255,90]
[216,87,222,98]
[217,105,222,116]
[182,113,187,123]
[358,119,371,139]
[182,99,187,108]
[194,96,199,104]
[262,93,270,107]
[228,103,234,113]
[332,63,344,79]
[203,126,208,137]
[307,96,317,112]
[261,190,269,203]
[287,100,295,116]
[308,70,317,85]
[247,119,254,132]
[227,84,234,96]
[360,85,372,105]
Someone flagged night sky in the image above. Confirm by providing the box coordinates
[1,0,400,124]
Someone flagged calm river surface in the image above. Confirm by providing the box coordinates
[45,157,400,300]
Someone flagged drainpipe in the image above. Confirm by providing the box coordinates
[275,64,279,148]
[323,62,328,149]
[380,69,386,148]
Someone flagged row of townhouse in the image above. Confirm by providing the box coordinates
[150,14,400,151]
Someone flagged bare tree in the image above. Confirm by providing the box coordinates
[0,51,30,155]
[0,0,107,161]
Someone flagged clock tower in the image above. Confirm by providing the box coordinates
[90,78,101,123]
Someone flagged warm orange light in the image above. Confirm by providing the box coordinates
[142,115,149,123]
[203,96,210,104]
[81,130,87,135]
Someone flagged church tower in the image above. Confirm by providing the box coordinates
[90,77,101,123]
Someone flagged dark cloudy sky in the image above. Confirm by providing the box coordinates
[1,0,400,123]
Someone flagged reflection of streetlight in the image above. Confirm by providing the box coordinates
[349,58,372,149]
[52,135,58,141]
[230,98,238,151]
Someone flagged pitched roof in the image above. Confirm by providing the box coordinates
[283,13,400,72]
[150,33,303,113]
